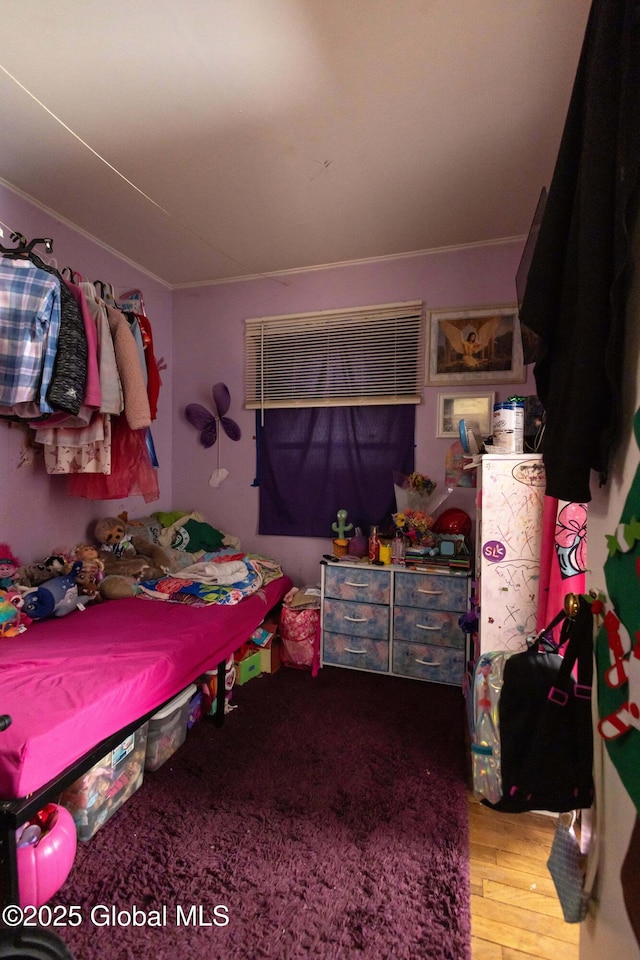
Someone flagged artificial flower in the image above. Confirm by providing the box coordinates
[392,509,434,543]
[407,472,437,497]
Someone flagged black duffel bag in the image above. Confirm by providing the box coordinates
[483,595,594,814]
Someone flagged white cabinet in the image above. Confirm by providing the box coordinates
[476,454,546,654]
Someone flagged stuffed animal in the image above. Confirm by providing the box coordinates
[93,517,171,581]
[75,568,102,603]
[2,588,32,632]
[15,562,57,591]
[22,562,84,620]
[43,555,70,577]
[98,574,169,602]
[0,589,23,637]
[72,544,105,581]
[0,544,20,591]
[14,552,73,592]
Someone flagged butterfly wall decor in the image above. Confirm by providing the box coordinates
[185,383,241,487]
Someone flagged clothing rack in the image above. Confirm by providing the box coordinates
[0,232,53,257]
[0,232,145,312]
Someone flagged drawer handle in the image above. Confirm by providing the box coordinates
[415,657,441,666]
[418,589,443,596]
[344,615,368,623]
[344,580,369,588]
[416,623,439,631]
[344,647,367,655]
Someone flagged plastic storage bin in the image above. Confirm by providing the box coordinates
[144,684,197,772]
[59,723,148,841]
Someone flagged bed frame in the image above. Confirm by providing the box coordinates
[0,577,291,908]
[0,664,228,908]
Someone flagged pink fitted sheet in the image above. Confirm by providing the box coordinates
[0,576,291,800]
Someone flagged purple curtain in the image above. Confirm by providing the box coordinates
[257,406,415,537]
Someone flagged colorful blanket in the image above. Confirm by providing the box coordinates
[139,553,284,606]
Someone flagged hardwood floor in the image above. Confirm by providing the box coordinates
[468,794,580,960]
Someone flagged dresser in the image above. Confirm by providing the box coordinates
[320,561,471,686]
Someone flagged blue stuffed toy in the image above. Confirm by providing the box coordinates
[23,562,84,620]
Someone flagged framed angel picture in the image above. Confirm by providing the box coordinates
[425,304,525,385]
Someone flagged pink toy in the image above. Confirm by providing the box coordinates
[0,543,19,591]
[16,804,77,907]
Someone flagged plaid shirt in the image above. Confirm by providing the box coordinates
[0,258,61,412]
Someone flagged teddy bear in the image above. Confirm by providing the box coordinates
[93,517,171,581]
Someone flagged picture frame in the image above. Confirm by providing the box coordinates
[436,392,495,439]
[426,304,525,385]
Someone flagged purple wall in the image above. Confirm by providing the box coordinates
[1,179,533,585]
[172,244,535,587]
[0,183,174,564]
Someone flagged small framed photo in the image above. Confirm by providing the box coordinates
[426,304,525,385]
[437,392,495,439]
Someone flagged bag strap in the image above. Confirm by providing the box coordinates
[516,596,595,807]
[547,596,594,705]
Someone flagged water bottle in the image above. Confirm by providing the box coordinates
[368,525,380,563]
[392,530,406,564]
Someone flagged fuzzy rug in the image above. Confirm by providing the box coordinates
[50,666,471,960]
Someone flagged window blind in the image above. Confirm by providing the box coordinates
[244,300,424,410]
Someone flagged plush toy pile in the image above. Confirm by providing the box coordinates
[2,511,237,629]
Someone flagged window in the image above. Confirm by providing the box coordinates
[257,405,415,537]
[245,301,423,411]
[247,301,423,537]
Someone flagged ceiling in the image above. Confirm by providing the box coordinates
[0,0,591,287]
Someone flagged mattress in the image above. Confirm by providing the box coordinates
[0,575,291,800]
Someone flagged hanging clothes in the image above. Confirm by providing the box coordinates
[66,413,159,502]
[65,299,159,500]
[0,235,161,499]
[28,252,88,416]
[536,498,588,646]
[106,305,151,430]
[0,257,61,415]
[518,0,640,502]
[42,415,112,476]
[29,280,108,473]
[79,281,123,416]
[64,279,101,409]
[28,279,103,433]
[123,312,161,420]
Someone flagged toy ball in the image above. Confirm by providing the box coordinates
[432,508,472,538]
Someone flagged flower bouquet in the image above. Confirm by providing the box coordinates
[393,471,452,517]
[392,508,436,547]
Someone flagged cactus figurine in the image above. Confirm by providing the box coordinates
[332,509,353,540]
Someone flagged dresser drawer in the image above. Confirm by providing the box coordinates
[323,599,389,640]
[323,633,389,672]
[393,607,465,649]
[324,565,390,604]
[392,640,464,685]
[394,570,467,611]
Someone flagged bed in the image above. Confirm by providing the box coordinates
[0,567,292,908]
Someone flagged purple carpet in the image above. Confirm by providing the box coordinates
[50,666,471,960]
